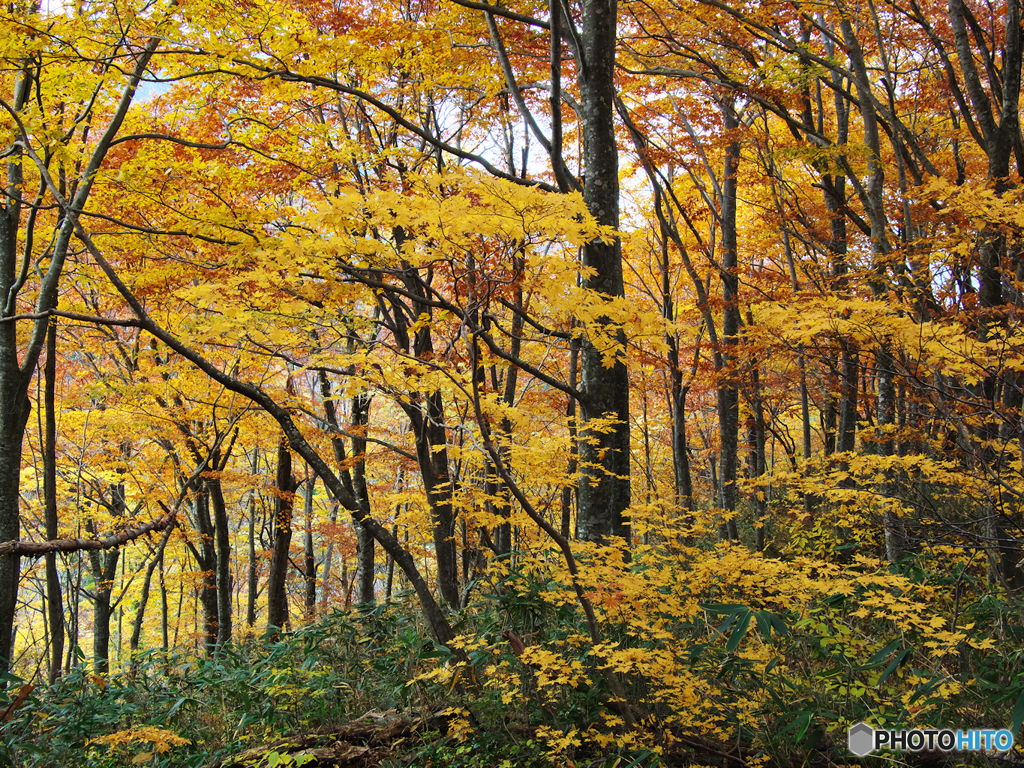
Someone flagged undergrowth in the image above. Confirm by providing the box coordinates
[1,532,1022,768]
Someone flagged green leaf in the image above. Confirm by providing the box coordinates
[775,711,813,742]
[877,648,913,686]
[621,751,657,768]
[1011,688,1024,737]
[167,696,189,718]
[753,610,772,639]
[726,609,752,653]
[699,603,748,614]
[907,673,942,705]
[864,639,903,668]
[752,609,789,639]
[815,667,846,679]
[768,612,790,636]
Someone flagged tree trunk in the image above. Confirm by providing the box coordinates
[158,549,169,665]
[716,99,741,543]
[129,524,174,665]
[659,219,694,513]
[747,365,768,552]
[385,524,398,601]
[267,437,296,635]
[66,551,82,673]
[0,68,31,675]
[350,394,375,606]
[561,336,580,539]
[842,17,908,563]
[43,318,63,683]
[827,41,857,462]
[408,394,459,607]
[247,450,259,629]
[319,497,339,612]
[87,507,121,676]
[303,473,317,618]
[192,490,219,654]
[209,478,232,649]
[577,0,630,544]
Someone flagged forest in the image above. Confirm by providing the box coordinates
[0,0,1023,764]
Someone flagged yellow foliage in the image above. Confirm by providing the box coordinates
[89,726,191,754]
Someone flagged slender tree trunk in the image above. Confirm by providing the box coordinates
[319,497,339,612]
[659,220,694,513]
[129,524,175,665]
[747,364,768,552]
[317,368,378,606]
[43,318,63,683]
[266,437,295,635]
[717,99,741,543]
[158,550,169,664]
[498,257,524,552]
[821,23,857,466]
[303,473,317,618]
[561,336,580,539]
[412,393,459,607]
[66,550,82,673]
[671,381,693,512]
[385,524,398,601]
[0,377,29,672]
[246,450,259,629]
[350,394,375,606]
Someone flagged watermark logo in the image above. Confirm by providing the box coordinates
[848,722,1015,756]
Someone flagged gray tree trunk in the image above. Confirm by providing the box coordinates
[576,0,631,544]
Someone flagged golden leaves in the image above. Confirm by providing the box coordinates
[89,726,192,755]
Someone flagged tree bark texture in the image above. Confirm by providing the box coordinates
[266,438,296,634]
[716,100,741,543]
[577,0,631,544]
[43,318,63,682]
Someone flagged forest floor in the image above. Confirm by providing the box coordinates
[202,709,455,768]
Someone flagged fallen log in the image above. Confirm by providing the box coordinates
[204,708,452,768]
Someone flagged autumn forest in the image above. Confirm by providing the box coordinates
[1,0,1023,764]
